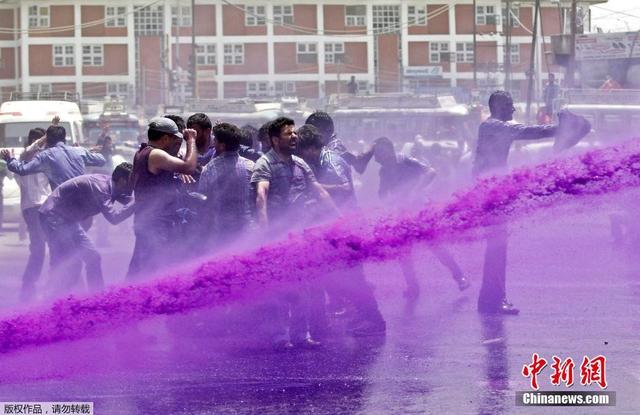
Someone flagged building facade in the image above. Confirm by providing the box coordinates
[0,1,603,106]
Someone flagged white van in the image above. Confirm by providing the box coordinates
[0,94,84,224]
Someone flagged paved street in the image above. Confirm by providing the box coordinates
[0,200,638,414]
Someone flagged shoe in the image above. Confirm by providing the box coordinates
[293,338,322,349]
[478,299,520,315]
[272,340,294,351]
[349,319,386,337]
[457,277,471,291]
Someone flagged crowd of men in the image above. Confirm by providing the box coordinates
[1,90,563,349]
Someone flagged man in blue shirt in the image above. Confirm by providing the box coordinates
[1,124,106,189]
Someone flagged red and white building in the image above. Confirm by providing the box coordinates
[0,1,604,106]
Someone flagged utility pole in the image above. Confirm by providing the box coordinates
[504,0,512,92]
[473,0,477,88]
[191,0,198,98]
[525,0,541,123]
[566,0,577,88]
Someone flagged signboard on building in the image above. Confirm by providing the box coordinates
[403,66,443,77]
[575,32,640,61]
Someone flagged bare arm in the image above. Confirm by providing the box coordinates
[255,181,270,227]
[148,129,197,174]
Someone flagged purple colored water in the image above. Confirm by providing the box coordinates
[2,138,640,354]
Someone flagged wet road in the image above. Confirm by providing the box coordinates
[0,201,638,414]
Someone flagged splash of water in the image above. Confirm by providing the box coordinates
[2,139,640,354]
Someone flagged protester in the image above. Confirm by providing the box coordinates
[126,117,197,281]
[297,124,386,336]
[373,136,470,299]
[198,122,255,249]
[13,128,50,301]
[39,163,134,296]
[305,111,373,174]
[251,117,339,350]
[1,123,106,189]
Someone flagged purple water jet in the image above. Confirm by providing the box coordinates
[2,138,640,354]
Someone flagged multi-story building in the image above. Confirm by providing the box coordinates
[0,1,605,107]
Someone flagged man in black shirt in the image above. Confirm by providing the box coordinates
[373,137,470,299]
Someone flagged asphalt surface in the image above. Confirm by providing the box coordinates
[0,198,638,415]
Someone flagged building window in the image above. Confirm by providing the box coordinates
[506,44,520,64]
[455,43,474,63]
[82,45,104,66]
[30,83,52,93]
[224,44,244,65]
[345,5,366,27]
[107,83,129,95]
[372,5,400,31]
[171,6,192,27]
[53,45,74,67]
[196,44,216,65]
[245,5,266,26]
[105,6,126,27]
[247,82,269,97]
[502,6,520,27]
[134,5,164,36]
[429,42,449,64]
[476,5,496,25]
[407,5,427,26]
[325,43,345,64]
[297,43,318,64]
[28,6,49,28]
[275,81,296,95]
[273,5,293,25]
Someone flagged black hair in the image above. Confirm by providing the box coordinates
[45,125,66,147]
[268,117,295,139]
[163,114,185,133]
[187,112,212,130]
[373,136,394,151]
[212,122,242,152]
[297,124,324,150]
[240,124,258,148]
[258,121,272,142]
[27,128,45,146]
[147,128,164,141]
[305,111,334,142]
[112,162,133,182]
[488,90,513,116]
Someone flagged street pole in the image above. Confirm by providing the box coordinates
[566,0,577,88]
[504,0,512,92]
[525,0,541,123]
[191,0,198,98]
[473,0,477,89]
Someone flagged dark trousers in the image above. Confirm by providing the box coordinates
[40,213,104,293]
[478,224,508,309]
[330,265,384,324]
[127,225,171,281]
[21,207,46,290]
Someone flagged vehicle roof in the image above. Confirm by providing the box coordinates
[0,100,83,122]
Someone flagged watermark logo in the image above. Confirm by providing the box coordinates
[517,354,614,407]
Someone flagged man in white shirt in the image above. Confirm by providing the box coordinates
[15,128,51,302]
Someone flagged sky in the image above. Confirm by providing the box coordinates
[590,0,640,33]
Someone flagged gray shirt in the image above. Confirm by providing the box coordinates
[39,174,133,225]
[198,151,255,239]
[250,149,317,223]
[473,118,557,176]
